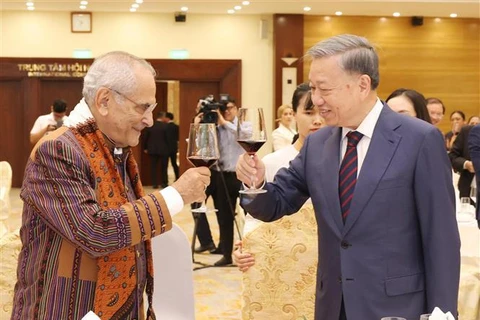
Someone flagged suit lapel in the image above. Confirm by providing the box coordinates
[318,127,344,235]
[343,107,402,236]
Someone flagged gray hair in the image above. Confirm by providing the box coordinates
[306,34,380,90]
[82,51,156,105]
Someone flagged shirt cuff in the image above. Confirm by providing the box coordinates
[159,186,184,217]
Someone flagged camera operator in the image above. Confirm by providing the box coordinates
[30,99,68,145]
[193,98,243,266]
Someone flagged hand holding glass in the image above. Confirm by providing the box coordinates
[187,123,219,213]
[237,107,267,194]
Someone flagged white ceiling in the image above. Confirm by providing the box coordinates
[1,0,479,18]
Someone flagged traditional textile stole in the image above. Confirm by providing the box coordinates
[72,120,156,320]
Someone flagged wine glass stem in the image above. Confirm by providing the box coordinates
[249,154,256,190]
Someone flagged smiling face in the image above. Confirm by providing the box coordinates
[94,65,156,147]
[387,95,417,118]
[427,102,444,126]
[308,55,374,129]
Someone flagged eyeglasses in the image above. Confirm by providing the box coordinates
[108,88,157,115]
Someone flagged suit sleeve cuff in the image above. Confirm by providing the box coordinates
[160,186,184,217]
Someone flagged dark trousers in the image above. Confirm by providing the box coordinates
[193,170,241,258]
[167,151,179,180]
[340,298,347,320]
[150,154,168,187]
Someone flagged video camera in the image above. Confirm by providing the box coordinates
[198,94,231,124]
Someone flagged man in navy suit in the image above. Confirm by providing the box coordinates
[236,34,460,320]
[467,123,480,229]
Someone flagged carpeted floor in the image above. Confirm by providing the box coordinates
[6,185,244,319]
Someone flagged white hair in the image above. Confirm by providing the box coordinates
[82,51,156,105]
[306,34,380,90]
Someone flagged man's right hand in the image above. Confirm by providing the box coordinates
[236,153,266,188]
[46,124,57,132]
[171,167,211,204]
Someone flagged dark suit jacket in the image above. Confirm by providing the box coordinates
[166,121,179,155]
[143,120,168,156]
[467,123,480,226]
[242,105,460,320]
[449,125,474,198]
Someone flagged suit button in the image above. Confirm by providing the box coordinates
[341,241,350,249]
[338,276,342,283]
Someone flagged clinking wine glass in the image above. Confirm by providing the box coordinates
[237,107,267,194]
[187,123,219,213]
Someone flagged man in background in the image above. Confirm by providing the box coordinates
[30,99,68,145]
[426,97,445,128]
[143,111,169,188]
[194,98,244,266]
[165,112,180,181]
[468,123,480,229]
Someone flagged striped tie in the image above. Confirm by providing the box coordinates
[339,131,363,223]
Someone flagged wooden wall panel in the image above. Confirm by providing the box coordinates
[0,80,25,187]
[273,14,304,126]
[303,16,480,133]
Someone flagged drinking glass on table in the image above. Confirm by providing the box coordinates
[470,185,477,205]
[187,123,219,213]
[236,107,267,194]
[420,314,431,320]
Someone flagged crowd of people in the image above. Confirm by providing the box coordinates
[14,34,479,320]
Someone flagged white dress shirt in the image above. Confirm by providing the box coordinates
[340,98,384,175]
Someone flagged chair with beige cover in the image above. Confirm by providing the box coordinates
[241,203,318,320]
[151,223,195,319]
[0,161,13,237]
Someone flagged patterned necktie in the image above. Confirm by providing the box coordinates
[339,131,364,223]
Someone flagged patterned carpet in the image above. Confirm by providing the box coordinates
[6,186,244,319]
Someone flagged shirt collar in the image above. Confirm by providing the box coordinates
[341,98,383,140]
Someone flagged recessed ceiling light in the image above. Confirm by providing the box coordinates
[135,0,143,4]
[434,17,441,22]
[335,11,342,16]
[304,7,311,12]
[180,6,188,12]
[79,5,86,9]
[324,16,331,21]
[227,9,235,14]
[80,1,88,5]
[450,13,458,18]
[130,7,137,12]
[393,12,401,17]
[234,5,242,10]
[242,1,250,5]
[380,17,387,22]
[132,3,139,8]
[26,2,34,6]
[27,6,34,10]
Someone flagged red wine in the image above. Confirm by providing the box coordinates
[188,156,218,168]
[237,140,266,155]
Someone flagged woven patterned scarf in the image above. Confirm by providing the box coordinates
[72,120,156,320]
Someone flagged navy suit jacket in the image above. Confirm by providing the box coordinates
[242,105,460,320]
[467,123,480,227]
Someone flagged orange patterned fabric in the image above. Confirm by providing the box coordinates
[73,120,156,319]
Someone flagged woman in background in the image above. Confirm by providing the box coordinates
[445,110,466,151]
[385,88,431,123]
[234,83,324,320]
[271,104,297,151]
